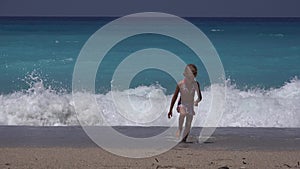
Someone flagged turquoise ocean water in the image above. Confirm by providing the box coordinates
[0,17,300,127]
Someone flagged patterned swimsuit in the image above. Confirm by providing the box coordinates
[178,79,197,115]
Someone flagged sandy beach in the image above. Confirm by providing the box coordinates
[1,147,300,169]
[0,126,300,169]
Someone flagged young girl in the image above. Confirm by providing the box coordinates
[168,64,202,142]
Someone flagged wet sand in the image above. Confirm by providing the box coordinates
[0,126,300,169]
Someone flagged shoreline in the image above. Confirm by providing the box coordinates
[0,126,299,150]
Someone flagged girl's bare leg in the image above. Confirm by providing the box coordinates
[176,107,186,138]
[182,114,193,142]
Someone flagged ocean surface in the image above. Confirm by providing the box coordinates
[0,17,300,127]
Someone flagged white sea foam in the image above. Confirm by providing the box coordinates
[213,78,300,127]
[210,29,224,32]
[0,76,299,127]
[258,33,285,37]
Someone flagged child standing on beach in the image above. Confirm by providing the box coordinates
[168,64,202,142]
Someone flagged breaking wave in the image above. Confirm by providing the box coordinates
[0,74,299,127]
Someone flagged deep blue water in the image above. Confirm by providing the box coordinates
[1,17,300,94]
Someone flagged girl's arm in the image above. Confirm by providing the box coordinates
[168,85,180,118]
[194,81,202,106]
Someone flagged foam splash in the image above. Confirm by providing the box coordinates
[217,78,300,127]
[0,74,300,127]
[1,72,76,126]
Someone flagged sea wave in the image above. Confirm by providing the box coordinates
[0,75,299,127]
